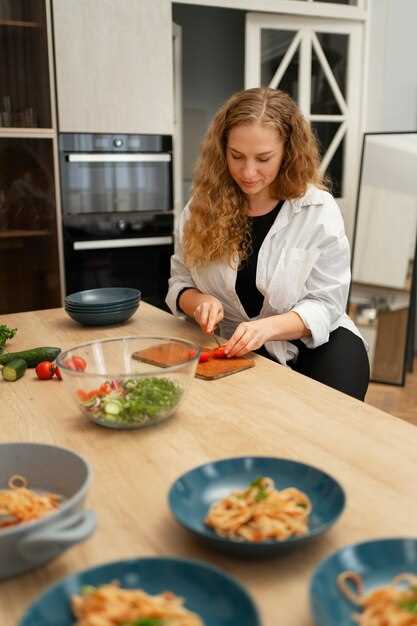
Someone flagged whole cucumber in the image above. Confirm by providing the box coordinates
[2,358,27,382]
[0,347,61,368]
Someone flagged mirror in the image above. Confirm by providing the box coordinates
[348,132,417,385]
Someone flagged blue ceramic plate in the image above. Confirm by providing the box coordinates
[64,299,140,312]
[168,456,345,556]
[65,305,138,326]
[65,287,141,307]
[19,556,260,626]
[310,537,417,626]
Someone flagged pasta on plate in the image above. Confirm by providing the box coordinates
[0,475,61,528]
[71,582,204,626]
[337,571,417,625]
[205,476,311,542]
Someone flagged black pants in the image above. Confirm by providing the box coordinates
[258,327,370,401]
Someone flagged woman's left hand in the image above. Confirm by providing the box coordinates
[224,318,276,357]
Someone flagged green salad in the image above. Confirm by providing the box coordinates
[78,377,183,427]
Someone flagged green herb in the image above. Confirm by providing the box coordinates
[81,377,183,425]
[398,589,417,614]
[398,599,417,613]
[249,477,265,489]
[80,585,96,595]
[0,325,17,348]
[254,489,269,502]
[249,477,269,502]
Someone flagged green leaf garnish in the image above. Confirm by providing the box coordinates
[398,597,417,614]
[80,585,96,595]
[249,477,265,489]
[254,489,268,502]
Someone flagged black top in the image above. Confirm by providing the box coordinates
[176,200,284,316]
[235,200,284,318]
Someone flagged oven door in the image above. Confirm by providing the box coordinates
[61,152,172,215]
[64,235,173,310]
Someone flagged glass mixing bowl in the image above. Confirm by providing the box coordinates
[56,336,200,429]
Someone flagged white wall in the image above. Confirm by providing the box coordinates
[365,0,417,353]
[366,0,417,132]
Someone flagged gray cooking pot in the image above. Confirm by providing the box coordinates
[0,443,96,579]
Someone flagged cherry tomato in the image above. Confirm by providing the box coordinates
[212,346,227,359]
[199,352,210,363]
[72,356,87,371]
[35,361,55,380]
[64,355,87,371]
[54,365,62,380]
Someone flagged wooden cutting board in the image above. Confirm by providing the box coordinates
[132,343,255,380]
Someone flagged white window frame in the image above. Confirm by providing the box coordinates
[173,0,367,21]
[245,13,365,239]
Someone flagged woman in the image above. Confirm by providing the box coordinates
[166,88,369,400]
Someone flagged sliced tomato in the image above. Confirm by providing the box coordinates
[71,355,87,371]
[212,346,227,359]
[97,383,112,397]
[77,389,90,401]
[64,355,87,371]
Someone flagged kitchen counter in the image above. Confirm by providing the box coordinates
[1,304,417,625]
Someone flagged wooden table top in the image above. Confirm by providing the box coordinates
[1,303,417,626]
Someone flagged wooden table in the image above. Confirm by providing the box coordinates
[1,304,417,626]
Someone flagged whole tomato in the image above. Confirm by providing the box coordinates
[35,361,55,380]
[198,351,211,363]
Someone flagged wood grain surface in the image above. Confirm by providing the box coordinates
[1,304,417,626]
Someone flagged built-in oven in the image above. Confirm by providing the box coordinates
[59,133,174,309]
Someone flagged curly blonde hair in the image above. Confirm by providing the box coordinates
[183,87,326,268]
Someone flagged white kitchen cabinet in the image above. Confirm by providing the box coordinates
[52,0,173,134]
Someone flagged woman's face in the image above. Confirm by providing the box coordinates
[226,122,285,199]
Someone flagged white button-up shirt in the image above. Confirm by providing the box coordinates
[166,185,363,365]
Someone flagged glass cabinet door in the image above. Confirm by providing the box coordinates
[0,0,51,128]
[0,137,61,313]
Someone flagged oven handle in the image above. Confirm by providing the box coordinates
[73,236,173,251]
[66,153,171,163]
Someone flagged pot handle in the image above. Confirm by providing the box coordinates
[18,510,96,562]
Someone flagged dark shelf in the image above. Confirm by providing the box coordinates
[0,19,41,28]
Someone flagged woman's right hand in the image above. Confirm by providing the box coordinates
[193,296,224,335]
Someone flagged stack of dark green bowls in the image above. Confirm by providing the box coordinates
[64,288,141,326]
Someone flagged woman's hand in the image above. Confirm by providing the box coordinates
[224,318,276,357]
[224,312,310,357]
[193,296,224,335]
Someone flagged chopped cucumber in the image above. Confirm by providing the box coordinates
[104,402,121,415]
[2,357,27,382]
